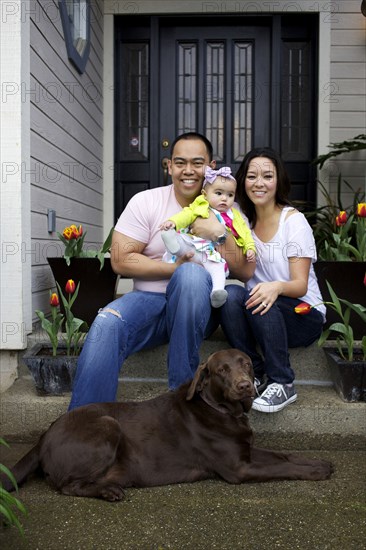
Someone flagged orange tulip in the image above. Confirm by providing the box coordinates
[294,302,311,315]
[357,203,366,217]
[335,211,347,226]
[65,279,76,294]
[49,293,59,307]
[62,226,74,240]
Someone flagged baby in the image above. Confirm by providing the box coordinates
[160,166,256,308]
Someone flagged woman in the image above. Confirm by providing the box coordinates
[220,148,326,413]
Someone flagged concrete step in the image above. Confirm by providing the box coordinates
[20,327,332,385]
[121,328,332,386]
[1,375,365,449]
[3,327,364,447]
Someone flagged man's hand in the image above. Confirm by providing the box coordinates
[190,211,224,241]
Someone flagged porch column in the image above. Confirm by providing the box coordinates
[0,1,32,391]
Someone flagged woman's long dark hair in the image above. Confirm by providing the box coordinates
[235,147,292,227]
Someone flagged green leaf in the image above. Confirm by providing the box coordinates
[101,227,114,254]
[338,299,366,323]
[0,464,18,490]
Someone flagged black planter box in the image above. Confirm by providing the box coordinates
[22,343,79,395]
[48,257,119,327]
[314,261,366,340]
[323,347,366,402]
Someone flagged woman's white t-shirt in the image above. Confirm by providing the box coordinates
[245,206,326,320]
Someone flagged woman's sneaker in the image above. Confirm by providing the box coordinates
[254,376,267,396]
[251,382,297,413]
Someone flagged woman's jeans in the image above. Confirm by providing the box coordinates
[68,263,218,410]
[219,284,324,385]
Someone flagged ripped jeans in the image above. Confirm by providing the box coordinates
[68,263,218,410]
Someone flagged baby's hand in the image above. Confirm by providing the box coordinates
[160,220,176,230]
[246,250,256,263]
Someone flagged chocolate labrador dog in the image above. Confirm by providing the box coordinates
[3,349,332,500]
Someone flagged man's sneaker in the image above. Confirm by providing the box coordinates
[251,382,297,413]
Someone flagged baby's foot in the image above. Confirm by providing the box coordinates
[161,229,181,255]
[210,289,228,308]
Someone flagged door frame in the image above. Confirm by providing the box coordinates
[103,4,332,232]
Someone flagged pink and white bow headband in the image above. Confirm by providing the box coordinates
[203,166,236,187]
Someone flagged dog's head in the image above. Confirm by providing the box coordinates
[186,349,255,413]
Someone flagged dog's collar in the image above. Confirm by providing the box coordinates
[198,391,245,419]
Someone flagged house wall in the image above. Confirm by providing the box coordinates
[326,2,366,204]
[30,0,104,321]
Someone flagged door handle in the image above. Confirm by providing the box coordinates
[161,157,169,186]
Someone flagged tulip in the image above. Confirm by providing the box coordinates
[65,279,76,294]
[364,273,366,287]
[294,302,312,315]
[357,203,366,217]
[335,211,347,226]
[69,224,82,239]
[50,293,59,307]
[62,226,74,240]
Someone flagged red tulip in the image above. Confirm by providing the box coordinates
[335,211,347,226]
[50,293,59,307]
[294,302,311,315]
[65,279,76,294]
[69,224,82,239]
[364,273,366,287]
[357,203,366,218]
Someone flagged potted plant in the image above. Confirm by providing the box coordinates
[295,278,366,402]
[308,135,366,339]
[47,224,119,326]
[23,281,87,395]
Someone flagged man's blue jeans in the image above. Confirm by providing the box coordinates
[68,263,218,410]
[219,284,325,385]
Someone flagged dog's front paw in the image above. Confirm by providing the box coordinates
[100,483,125,502]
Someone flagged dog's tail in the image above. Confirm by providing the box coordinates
[1,443,41,492]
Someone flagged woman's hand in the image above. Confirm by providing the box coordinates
[245,281,283,315]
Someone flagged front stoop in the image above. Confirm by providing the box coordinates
[0,329,365,446]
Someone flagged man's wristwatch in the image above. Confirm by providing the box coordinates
[215,230,228,245]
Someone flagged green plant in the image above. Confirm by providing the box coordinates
[304,134,366,261]
[0,438,27,536]
[295,281,366,362]
[313,134,366,169]
[56,280,87,355]
[35,280,87,356]
[317,200,366,261]
[58,224,114,269]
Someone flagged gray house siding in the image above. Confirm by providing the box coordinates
[328,3,366,203]
[30,0,104,321]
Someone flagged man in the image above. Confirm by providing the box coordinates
[69,132,254,410]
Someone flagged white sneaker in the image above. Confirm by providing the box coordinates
[251,382,297,413]
[161,229,181,255]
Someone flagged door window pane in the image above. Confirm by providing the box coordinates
[281,42,311,161]
[120,43,149,161]
[233,42,253,162]
[177,43,197,134]
[206,42,225,160]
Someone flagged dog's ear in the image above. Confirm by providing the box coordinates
[186,362,209,401]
